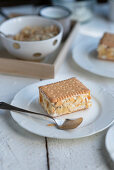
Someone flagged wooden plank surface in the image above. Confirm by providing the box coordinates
[0,76,47,170]
[47,133,113,170]
[0,112,47,170]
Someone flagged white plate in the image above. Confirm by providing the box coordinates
[72,36,114,78]
[11,77,114,139]
[105,124,114,161]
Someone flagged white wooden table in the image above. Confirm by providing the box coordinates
[0,4,114,170]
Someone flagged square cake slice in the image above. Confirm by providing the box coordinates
[97,32,114,61]
[39,77,92,117]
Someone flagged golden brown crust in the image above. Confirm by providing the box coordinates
[39,77,90,103]
[99,32,114,48]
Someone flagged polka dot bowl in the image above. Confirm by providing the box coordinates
[0,15,63,61]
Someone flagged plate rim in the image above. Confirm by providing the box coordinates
[105,124,114,161]
[10,78,114,139]
[72,36,114,78]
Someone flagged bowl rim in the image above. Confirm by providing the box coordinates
[0,15,63,43]
[38,5,72,20]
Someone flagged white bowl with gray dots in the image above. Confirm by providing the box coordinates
[0,15,63,61]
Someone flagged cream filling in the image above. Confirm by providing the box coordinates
[40,91,92,117]
[98,45,114,59]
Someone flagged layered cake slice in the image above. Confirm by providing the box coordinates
[97,32,114,61]
[39,77,92,117]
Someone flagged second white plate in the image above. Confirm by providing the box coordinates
[105,124,114,161]
[72,35,114,78]
[10,77,114,139]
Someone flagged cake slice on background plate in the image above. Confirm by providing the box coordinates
[97,32,114,61]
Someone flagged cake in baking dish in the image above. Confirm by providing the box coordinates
[97,32,114,61]
[39,77,92,117]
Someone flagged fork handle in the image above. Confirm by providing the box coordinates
[0,102,53,119]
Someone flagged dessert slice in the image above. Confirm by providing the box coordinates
[97,32,114,61]
[39,77,92,117]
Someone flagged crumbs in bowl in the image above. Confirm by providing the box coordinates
[13,25,60,41]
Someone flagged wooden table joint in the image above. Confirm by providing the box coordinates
[45,137,50,170]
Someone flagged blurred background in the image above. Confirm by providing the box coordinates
[0,0,112,31]
[0,0,108,7]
